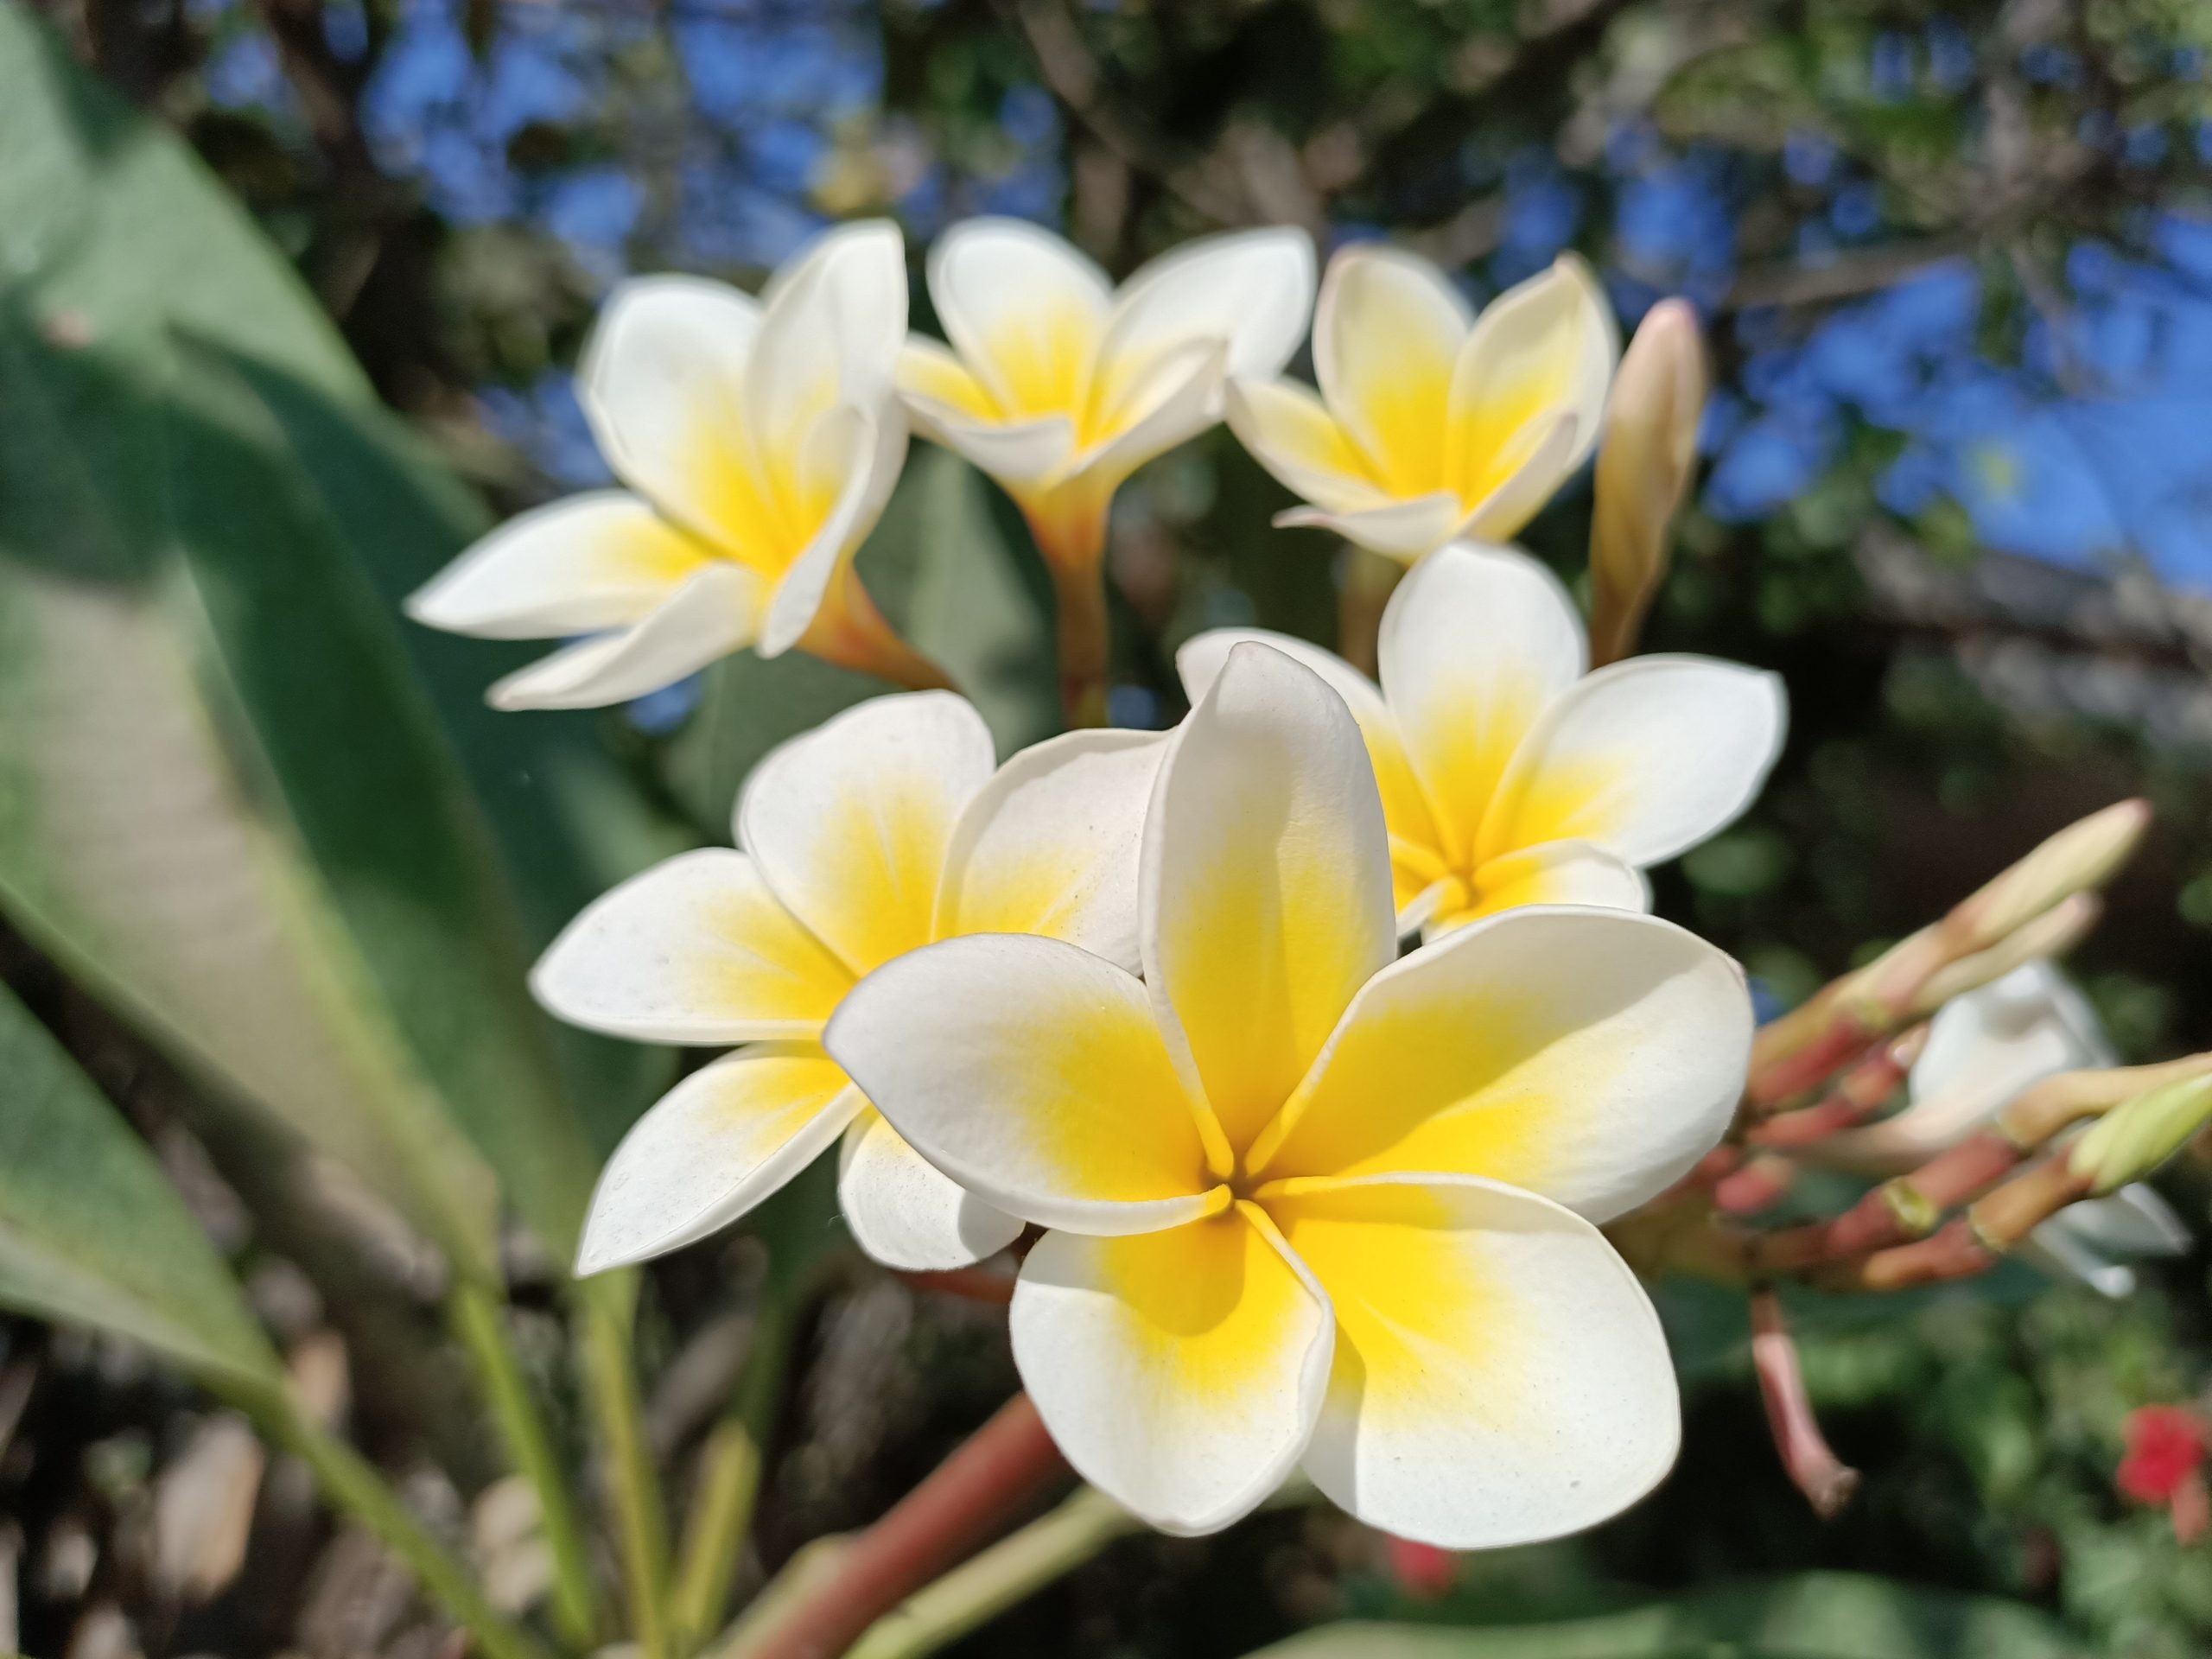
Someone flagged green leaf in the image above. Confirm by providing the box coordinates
[0,2,679,1262]
[1241,1573,2082,1659]
[0,982,283,1395]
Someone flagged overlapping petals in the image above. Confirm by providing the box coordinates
[1179,542,1785,937]
[540,691,1167,1274]
[828,640,1752,1544]
[897,219,1315,564]
[408,223,918,708]
[1227,246,1615,562]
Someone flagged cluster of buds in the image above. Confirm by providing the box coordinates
[1612,797,2212,1518]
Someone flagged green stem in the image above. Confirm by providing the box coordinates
[253,1389,554,1659]
[449,1282,601,1649]
[673,1280,796,1646]
[844,1487,1137,1659]
[577,1273,673,1659]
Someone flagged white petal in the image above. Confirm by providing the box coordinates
[1479,654,1788,868]
[404,493,713,640]
[576,1046,862,1274]
[758,404,908,657]
[925,218,1111,416]
[1073,339,1225,486]
[1269,1173,1678,1548]
[2054,1184,2190,1257]
[486,563,762,711]
[1224,378,1389,515]
[1312,244,1471,494]
[1143,641,1395,1153]
[823,933,1222,1236]
[1429,840,1650,936]
[1275,492,1465,562]
[937,728,1170,973]
[531,849,851,1044]
[1250,906,1751,1224]
[746,219,908,434]
[1452,410,1585,544]
[578,277,761,545]
[899,392,1075,486]
[1012,1205,1333,1535]
[1447,252,1618,486]
[1095,226,1316,407]
[1176,626,1441,875]
[836,1109,1024,1272]
[1376,543,1585,864]
[737,690,996,974]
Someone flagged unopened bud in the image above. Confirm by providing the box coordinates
[1589,299,1707,666]
[1953,798,2152,957]
[2070,1072,2212,1197]
[1913,893,2103,1016]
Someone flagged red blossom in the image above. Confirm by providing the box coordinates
[1383,1535,1456,1600]
[2118,1404,2207,1505]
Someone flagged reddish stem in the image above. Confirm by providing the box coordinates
[741,1393,1070,1659]
[1748,1027,1925,1147]
[1714,1157,1797,1216]
[1750,1289,1859,1518]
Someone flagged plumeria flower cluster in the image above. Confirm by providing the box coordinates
[428,213,1803,1551]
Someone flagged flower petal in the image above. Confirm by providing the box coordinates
[1074,339,1225,487]
[1224,378,1388,515]
[1478,655,1787,868]
[575,1046,862,1274]
[836,1108,1025,1271]
[1144,641,1395,1153]
[1452,410,1583,544]
[1275,492,1465,563]
[738,691,996,974]
[1175,626,1440,880]
[758,404,907,656]
[1376,543,1585,865]
[1268,1173,1678,1548]
[1249,906,1750,1223]
[899,340,1074,484]
[1092,226,1316,420]
[823,933,1223,1235]
[937,728,1170,973]
[1433,840,1649,935]
[578,276,765,550]
[1313,245,1471,495]
[745,219,907,443]
[1012,1204,1333,1535]
[405,493,713,639]
[1447,252,1618,491]
[531,849,852,1044]
[926,218,1111,418]
[486,563,762,711]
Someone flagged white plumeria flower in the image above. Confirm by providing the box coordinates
[536,691,1168,1273]
[409,221,939,710]
[1227,246,1617,562]
[1179,543,1786,938]
[1820,961,2189,1297]
[896,219,1316,569]
[825,642,1753,1544]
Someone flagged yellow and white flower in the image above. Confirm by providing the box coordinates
[825,642,1752,1543]
[536,691,1167,1272]
[1228,247,1617,562]
[897,219,1316,569]
[409,221,938,709]
[1820,961,2189,1296]
[1179,543,1786,938]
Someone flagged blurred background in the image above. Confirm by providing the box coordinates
[8,0,2212,1655]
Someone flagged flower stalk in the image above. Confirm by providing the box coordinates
[731,1393,1070,1659]
[448,1282,601,1649]
[578,1274,675,1659]
[1749,1289,1859,1518]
